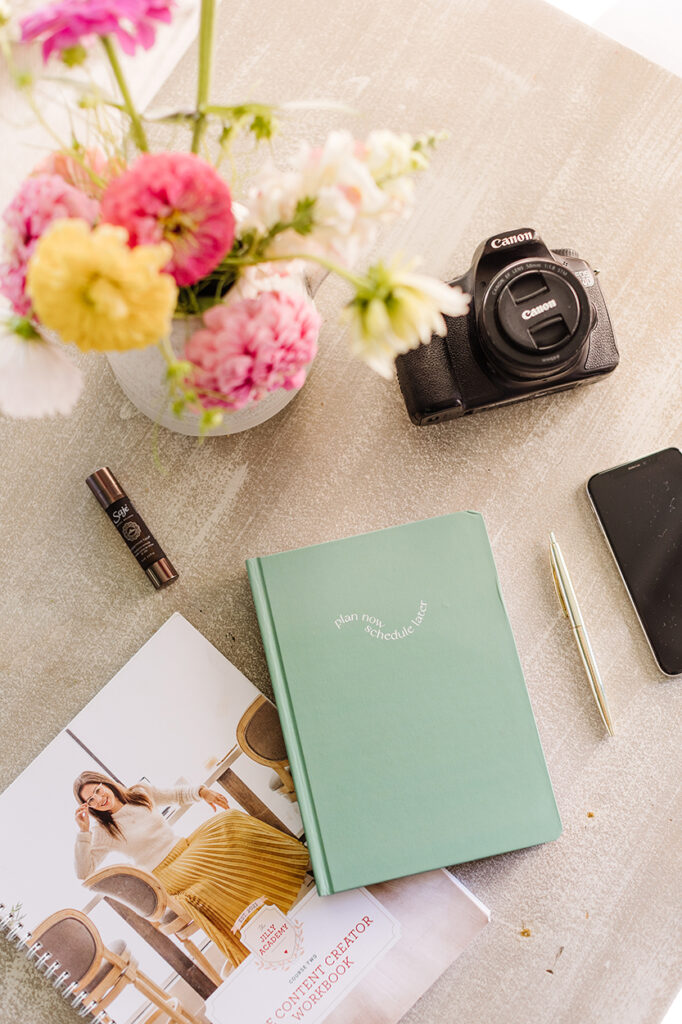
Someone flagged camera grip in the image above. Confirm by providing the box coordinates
[584,281,619,373]
[396,331,463,424]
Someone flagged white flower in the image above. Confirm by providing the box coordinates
[365,130,429,179]
[227,261,309,303]
[362,130,421,213]
[342,259,470,379]
[298,132,386,219]
[240,167,300,236]
[241,134,385,264]
[0,311,83,418]
[240,129,439,266]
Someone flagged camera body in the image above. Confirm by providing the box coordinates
[396,228,619,425]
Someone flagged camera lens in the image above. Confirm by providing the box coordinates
[478,260,592,383]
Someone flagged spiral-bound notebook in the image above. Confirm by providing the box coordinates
[0,614,489,1024]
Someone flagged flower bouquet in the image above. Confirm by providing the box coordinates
[0,0,468,433]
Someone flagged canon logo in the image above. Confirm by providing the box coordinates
[490,231,534,249]
[521,298,557,320]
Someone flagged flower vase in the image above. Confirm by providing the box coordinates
[106,316,307,437]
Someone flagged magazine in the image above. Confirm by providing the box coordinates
[0,614,489,1024]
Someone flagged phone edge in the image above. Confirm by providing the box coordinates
[585,474,681,678]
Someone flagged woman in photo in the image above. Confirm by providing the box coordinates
[73,770,309,966]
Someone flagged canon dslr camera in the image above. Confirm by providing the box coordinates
[396,228,619,425]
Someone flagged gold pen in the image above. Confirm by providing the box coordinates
[549,532,615,736]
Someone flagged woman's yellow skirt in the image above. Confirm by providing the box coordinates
[153,810,309,966]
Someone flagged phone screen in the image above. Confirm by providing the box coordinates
[588,447,682,676]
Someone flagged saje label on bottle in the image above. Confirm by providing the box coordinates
[106,498,164,571]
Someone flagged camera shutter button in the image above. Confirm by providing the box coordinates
[496,271,581,353]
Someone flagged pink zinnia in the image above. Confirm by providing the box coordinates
[0,174,99,316]
[20,0,174,61]
[100,153,235,287]
[185,291,321,410]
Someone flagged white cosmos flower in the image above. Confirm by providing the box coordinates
[0,312,83,418]
[342,259,470,379]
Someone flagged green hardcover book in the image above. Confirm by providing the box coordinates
[247,511,561,896]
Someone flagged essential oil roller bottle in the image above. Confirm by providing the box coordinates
[86,467,178,589]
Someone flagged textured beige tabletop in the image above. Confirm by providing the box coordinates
[1,1,682,1022]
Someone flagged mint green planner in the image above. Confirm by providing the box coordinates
[247,512,561,895]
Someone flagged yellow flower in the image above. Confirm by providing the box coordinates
[26,219,177,352]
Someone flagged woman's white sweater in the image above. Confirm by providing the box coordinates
[74,783,201,880]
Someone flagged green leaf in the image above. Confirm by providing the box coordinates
[204,102,275,118]
[250,113,276,140]
[8,316,40,340]
[145,109,198,125]
[291,196,316,236]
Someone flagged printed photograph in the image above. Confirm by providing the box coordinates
[0,615,488,1024]
[0,615,312,1023]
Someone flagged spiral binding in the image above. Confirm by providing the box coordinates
[1,906,109,1023]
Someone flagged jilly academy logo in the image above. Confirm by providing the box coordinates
[235,900,304,970]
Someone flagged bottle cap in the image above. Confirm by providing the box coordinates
[86,468,125,509]
[146,557,179,589]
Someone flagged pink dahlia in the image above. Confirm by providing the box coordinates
[0,174,99,316]
[100,153,235,287]
[185,291,321,410]
[20,0,174,61]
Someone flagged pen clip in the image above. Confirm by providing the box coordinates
[550,547,570,619]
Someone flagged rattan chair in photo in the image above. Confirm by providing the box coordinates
[83,865,224,984]
[236,695,297,800]
[30,908,200,1024]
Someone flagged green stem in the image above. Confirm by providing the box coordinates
[191,0,216,154]
[0,33,19,82]
[21,87,107,190]
[158,333,177,366]
[157,336,232,409]
[220,251,366,289]
[101,36,148,152]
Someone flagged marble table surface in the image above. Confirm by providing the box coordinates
[1,1,681,1022]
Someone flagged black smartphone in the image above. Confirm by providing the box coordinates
[587,447,682,676]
